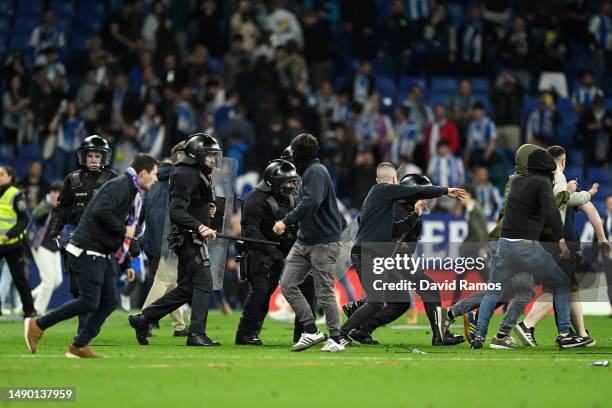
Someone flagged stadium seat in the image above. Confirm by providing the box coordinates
[0,16,9,32]
[557,98,572,112]
[55,16,71,33]
[69,35,89,52]
[12,16,39,34]
[18,144,41,160]
[471,77,490,94]
[0,35,7,54]
[588,167,610,184]
[431,77,457,93]
[447,3,465,27]
[605,97,612,110]
[0,1,14,17]
[0,143,15,160]
[9,34,31,50]
[50,1,76,17]
[16,1,44,16]
[375,75,397,102]
[399,76,426,95]
[78,2,107,16]
[429,92,450,108]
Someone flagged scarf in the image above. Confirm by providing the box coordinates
[115,167,144,264]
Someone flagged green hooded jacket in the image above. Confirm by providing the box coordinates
[488,144,543,240]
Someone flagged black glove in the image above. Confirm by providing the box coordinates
[128,240,141,258]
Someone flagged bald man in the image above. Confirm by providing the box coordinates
[339,162,466,344]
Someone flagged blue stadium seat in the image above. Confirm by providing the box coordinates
[0,16,9,32]
[375,75,397,101]
[399,76,426,95]
[50,1,76,17]
[431,77,457,93]
[55,16,71,33]
[0,34,6,54]
[447,3,465,27]
[471,77,490,94]
[588,167,610,184]
[429,93,450,108]
[73,17,103,35]
[523,95,539,117]
[69,35,89,52]
[0,143,15,160]
[10,34,31,50]
[12,16,39,34]
[605,97,612,110]
[17,1,44,16]
[0,1,14,17]
[78,2,107,16]
[18,144,41,160]
[557,97,572,112]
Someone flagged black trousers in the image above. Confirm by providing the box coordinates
[359,270,441,334]
[236,263,316,339]
[37,252,119,347]
[0,243,35,315]
[142,239,213,335]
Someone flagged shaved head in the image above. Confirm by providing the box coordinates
[376,162,397,184]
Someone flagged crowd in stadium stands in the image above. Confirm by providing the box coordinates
[0,0,611,216]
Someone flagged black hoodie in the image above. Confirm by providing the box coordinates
[282,159,343,245]
[500,149,564,241]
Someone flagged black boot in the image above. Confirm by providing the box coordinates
[128,314,149,345]
[235,334,263,346]
[348,328,379,345]
[187,333,220,346]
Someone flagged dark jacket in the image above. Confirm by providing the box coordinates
[241,182,295,262]
[169,162,213,233]
[70,173,136,254]
[31,198,59,252]
[141,163,172,258]
[282,159,342,245]
[500,149,564,241]
[49,167,119,236]
[356,183,447,245]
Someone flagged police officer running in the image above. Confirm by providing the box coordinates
[235,159,301,345]
[129,133,222,347]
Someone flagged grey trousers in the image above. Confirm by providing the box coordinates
[280,242,342,337]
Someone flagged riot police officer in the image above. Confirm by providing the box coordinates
[235,159,301,345]
[344,174,464,346]
[129,133,221,347]
[47,135,117,329]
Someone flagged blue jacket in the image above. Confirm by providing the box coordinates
[141,163,172,258]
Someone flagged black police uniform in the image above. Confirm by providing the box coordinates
[235,182,317,343]
[139,160,215,338]
[49,167,118,297]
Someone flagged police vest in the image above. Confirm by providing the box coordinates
[69,169,113,216]
[0,186,25,245]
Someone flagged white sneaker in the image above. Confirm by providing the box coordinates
[290,331,326,352]
[319,338,345,353]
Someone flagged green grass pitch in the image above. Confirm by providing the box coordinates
[1,311,611,408]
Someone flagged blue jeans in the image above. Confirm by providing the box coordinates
[37,252,119,347]
[475,239,571,338]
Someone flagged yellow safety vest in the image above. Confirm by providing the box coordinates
[0,186,25,245]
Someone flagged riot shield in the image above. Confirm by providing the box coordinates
[208,157,238,290]
[335,217,359,280]
[156,206,179,286]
